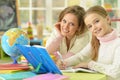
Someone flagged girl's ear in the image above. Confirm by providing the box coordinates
[106,16,111,25]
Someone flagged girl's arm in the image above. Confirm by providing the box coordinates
[64,43,92,67]
[88,46,120,79]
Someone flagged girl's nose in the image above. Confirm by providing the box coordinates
[92,25,97,32]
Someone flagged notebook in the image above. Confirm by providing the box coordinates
[16,45,62,74]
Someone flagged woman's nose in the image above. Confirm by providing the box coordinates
[64,23,69,29]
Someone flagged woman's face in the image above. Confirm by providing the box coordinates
[60,13,79,39]
[84,13,112,37]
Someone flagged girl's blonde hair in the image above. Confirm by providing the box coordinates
[84,5,108,60]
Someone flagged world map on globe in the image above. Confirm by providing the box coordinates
[1,28,30,63]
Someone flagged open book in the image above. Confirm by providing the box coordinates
[61,67,97,73]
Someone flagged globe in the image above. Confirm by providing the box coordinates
[1,28,30,64]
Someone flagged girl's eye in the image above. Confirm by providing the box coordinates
[95,20,99,23]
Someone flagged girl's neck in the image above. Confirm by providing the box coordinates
[97,29,118,43]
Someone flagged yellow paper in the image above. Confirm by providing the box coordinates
[0,70,19,74]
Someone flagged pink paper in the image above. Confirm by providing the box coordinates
[23,73,69,80]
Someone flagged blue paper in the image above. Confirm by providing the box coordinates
[0,71,36,80]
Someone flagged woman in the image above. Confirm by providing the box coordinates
[59,5,120,80]
[46,5,91,60]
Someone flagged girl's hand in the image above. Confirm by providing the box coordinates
[73,62,89,69]
[56,59,67,70]
[54,22,63,38]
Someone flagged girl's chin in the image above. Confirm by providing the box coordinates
[96,34,104,37]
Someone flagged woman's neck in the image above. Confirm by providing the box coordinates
[66,37,71,50]
[66,35,76,51]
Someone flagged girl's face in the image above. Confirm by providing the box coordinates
[60,13,79,39]
[84,13,112,37]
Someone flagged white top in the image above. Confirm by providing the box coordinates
[65,35,120,80]
[46,30,91,59]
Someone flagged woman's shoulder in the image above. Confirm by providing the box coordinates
[77,31,91,39]
[74,31,91,45]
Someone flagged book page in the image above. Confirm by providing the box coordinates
[61,67,97,73]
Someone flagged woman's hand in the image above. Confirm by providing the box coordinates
[54,22,63,38]
[73,62,89,69]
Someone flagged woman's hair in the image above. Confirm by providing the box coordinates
[84,5,108,60]
[58,5,86,35]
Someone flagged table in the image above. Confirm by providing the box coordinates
[63,72,107,80]
[0,70,107,80]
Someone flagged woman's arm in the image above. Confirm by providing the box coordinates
[45,31,63,54]
[46,22,64,54]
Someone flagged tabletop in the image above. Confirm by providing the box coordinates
[63,72,107,80]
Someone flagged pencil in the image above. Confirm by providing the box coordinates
[56,51,64,62]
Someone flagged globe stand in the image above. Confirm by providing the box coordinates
[11,56,18,64]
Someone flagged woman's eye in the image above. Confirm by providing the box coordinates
[87,25,92,29]
[62,19,66,23]
[69,23,74,26]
